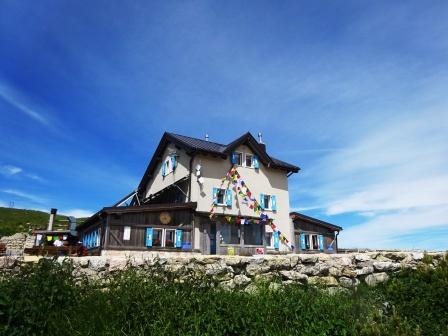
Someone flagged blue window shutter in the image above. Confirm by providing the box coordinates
[318,235,324,251]
[230,152,235,164]
[161,161,166,177]
[259,194,265,209]
[273,231,279,249]
[253,154,260,169]
[171,155,177,171]
[212,188,218,205]
[300,234,306,250]
[225,189,232,207]
[93,231,97,247]
[87,233,91,248]
[271,195,277,211]
[175,229,182,248]
[146,228,153,247]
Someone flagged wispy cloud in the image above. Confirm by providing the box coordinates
[0,164,23,176]
[0,189,47,204]
[0,80,49,126]
[296,107,448,249]
[0,164,45,182]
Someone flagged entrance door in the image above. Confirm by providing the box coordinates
[209,222,216,255]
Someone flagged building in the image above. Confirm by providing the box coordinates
[78,131,341,256]
[290,212,342,253]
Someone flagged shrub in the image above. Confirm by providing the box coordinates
[0,256,447,335]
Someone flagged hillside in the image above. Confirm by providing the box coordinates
[0,207,87,237]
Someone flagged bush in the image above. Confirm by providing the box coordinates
[0,257,447,335]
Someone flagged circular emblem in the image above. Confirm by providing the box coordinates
[159,212,171,225]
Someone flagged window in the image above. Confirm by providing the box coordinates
[263,195,271,209]
[304,234,310,250]
[245,154,253,167]
[265,232,274,248]
[216,189,226,205]
[165,229,175,247]
[233,152,243,166]
[244,223,263,245]
[152,229,163,247]
[220,224,240,244]
[260,194,277,211]
[311,234,319,250]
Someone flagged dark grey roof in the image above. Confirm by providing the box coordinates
[168,133,227,153]
[290,212,343,231]
[137,131,300,192]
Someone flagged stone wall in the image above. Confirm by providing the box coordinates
[0,233,32,255]
[1,251,445,290]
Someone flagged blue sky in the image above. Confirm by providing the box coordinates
[0,1,447,250]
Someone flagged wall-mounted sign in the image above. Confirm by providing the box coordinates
[159,212,172,225]
[227,247,235,256]
[123,226,131,240]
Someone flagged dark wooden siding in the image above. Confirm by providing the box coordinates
[105,209,194,250]
[293,218,338,253]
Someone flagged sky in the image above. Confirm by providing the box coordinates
[0,1,447,250]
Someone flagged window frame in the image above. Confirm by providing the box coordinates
[311,234,319,250]
[220,223,240,245]
[164,229,176,248]
[263,194,271,210]
[216,188,227,206]
[265,232,274,249]
[152,228,163,247]
[234,151,243,166]
[244,153,254,168]
[243,223,264,246]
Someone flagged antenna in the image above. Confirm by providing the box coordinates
[258,132,263,144]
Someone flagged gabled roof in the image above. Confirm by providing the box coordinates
[290,212,343,231]
[137,131,300,193]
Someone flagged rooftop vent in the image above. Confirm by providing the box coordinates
[258,132,266,152]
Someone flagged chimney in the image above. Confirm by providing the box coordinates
[47,208,57,231]
[205,133,209,141]
[257,132,266,152]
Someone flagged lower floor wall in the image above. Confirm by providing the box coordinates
[82,212,338,256]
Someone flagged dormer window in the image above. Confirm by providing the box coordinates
[232,152,243,166]
[245,154,253,167]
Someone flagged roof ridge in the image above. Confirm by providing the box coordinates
[167,132,227,147]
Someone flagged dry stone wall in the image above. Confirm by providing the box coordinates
[1,251,445,290]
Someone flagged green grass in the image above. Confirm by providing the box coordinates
[0,207,87,237]
[0,255,447,336]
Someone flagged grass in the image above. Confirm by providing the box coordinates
[0,207,87,237]
[0,254,447,336]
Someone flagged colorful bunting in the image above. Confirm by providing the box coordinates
[208,166,294,250]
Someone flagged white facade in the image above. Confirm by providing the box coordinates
[141,142,295,253]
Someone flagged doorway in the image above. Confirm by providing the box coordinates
[209,222,216,255]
